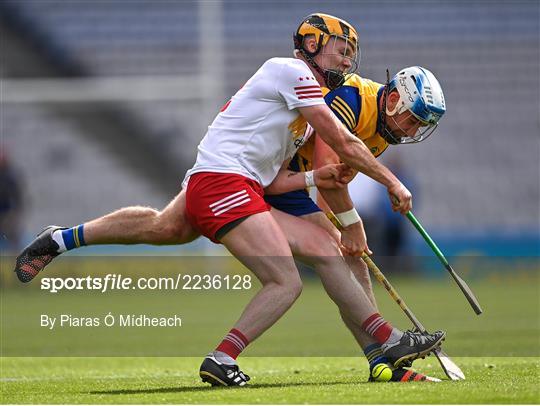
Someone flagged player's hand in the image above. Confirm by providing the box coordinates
[340,220,372,257]
[336,164,356,184]
[314,163,350,190]
[387,181,412,214]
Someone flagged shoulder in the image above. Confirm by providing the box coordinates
[266,57,309,69]
[359,77,384,96]
[324,81,361,129]
[325,83,361,108]
[265,57,313,76]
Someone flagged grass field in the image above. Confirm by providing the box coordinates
[2,357,539,404]
[1,257,539,404]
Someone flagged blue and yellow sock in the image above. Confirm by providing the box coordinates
[364,343,389,370]
[52,225,86,253]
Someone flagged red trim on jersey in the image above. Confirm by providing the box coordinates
[185,172,270,243]
[294,85,323,100]
[294,85,320,90]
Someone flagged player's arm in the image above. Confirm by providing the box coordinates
[313,133,356,212]
[299,104,411,214]
[313,134,371,256]
[264,160,350,195]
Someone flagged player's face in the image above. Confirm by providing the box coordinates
[318,37,357,74]
[387,110,427,139]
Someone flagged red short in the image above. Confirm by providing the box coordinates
[185,172,271,243]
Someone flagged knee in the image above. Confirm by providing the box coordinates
[286,274,303,301]
[282,277,303,306]
[280,271,303,303]
[265,272,303,305]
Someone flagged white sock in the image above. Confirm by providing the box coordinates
[51,230,67,253]
[382,328,404,348]
[212,350,237,365]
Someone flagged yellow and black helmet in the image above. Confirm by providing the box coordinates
[293,13,360,89]
[294,13,359,54]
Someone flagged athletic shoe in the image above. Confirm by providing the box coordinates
[14,226,65,283]
[199,353,250,386]
[382,329,446,368]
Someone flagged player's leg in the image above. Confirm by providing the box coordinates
[266,192,379,329]
[82,190,197,245]
[271,208,446,368]
[265,180,381,331]
[186,173,302,386]
[300,212,380,338]
[14,190,199,282]
[301,212,377,300]
[273,209,378,326]
[200,212,303,387]
[299,211,438,381]
[220,212,303,340]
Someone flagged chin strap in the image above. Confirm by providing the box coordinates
[325,69,346,90]
[378,69,400,145]
[293,34,345,91]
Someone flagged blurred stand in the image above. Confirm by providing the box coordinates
[0,150,24,251]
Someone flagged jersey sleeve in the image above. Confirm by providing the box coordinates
[276,60,326,110]
[324,85,361,133]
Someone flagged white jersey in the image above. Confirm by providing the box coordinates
[184,57,325,187]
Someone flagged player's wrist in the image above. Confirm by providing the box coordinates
[335,208,361,228]
[304,170,316,188]
[343,221,362,230]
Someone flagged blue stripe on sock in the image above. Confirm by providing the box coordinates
[364,343,389,369]
[370,354,389,369]
[61,228,76,250]
[61,225,85,250]
[77,225,86,246]
[363,343,380,356]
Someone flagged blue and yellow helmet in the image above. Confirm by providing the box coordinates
[383,66,446,144]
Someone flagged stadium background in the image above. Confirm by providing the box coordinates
[1,0,538,258]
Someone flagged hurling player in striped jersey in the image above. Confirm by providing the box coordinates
[266,66,446,382]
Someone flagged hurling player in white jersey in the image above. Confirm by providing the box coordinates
[15,13,445,386]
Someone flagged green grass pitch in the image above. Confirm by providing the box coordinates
[2,357,539,404]
[1,257,539,404]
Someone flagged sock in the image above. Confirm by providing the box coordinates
[215,328,249,360]
[213,350,237,365]
[363,343,389,370]
[362,313,401,345]
[52,225,86,253]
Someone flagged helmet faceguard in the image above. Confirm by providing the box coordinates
[294,13,360,90]
[379,66,446,145]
